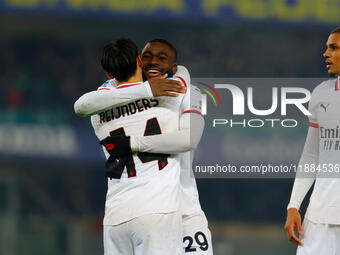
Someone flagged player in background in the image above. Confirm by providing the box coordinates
[75,38,213,254]
[86,38,187,255]
[285,27,340,254]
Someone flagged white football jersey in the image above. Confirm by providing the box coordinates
[179,85,204,215]
[91,81,185,225]
[305,77,340,224]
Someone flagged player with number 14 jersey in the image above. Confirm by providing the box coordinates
[91,79,186,226]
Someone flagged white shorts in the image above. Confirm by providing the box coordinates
[297,218,340,255]
[104,211,182,255]
[182,211,213,255]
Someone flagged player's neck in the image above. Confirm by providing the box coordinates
[116,68,143,85]
[116,77,142,85]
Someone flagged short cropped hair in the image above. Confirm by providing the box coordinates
[101,38,138,81]
[147,38,177,61]
[331,27,340,34]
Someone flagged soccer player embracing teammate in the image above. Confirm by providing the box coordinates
[74,38,213,254]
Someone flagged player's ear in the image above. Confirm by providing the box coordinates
[106,72,114,79]
[172,63,177,75]
[137,55,143,68]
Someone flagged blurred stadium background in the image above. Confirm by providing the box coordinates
[0,0,337,254]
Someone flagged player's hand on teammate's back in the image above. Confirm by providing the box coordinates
[100,135,132,158]
[148,74,186,97]
[284,208,303,246]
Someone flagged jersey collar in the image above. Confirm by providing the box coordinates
[116,82,143,89]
